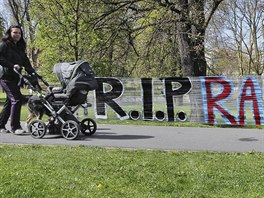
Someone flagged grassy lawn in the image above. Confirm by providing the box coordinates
[0,144,264,197]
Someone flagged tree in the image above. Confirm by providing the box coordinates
[207,0,264,76]
[93,0,224,77]
[30,0,178,77]
[30,0,96,80]
[151,0,223,77]
[154,0,224,122]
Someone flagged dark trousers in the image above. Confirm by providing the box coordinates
[0,80,23,131]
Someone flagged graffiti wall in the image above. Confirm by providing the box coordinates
[85,76,264,126]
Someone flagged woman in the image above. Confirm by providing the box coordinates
[0,25,35,134]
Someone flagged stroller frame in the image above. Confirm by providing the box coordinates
[31,95,96,140]
[16,62,97,140]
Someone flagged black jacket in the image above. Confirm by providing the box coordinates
[0,41,35,83]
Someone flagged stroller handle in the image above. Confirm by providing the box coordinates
[13,67,49,87]
[32,72,49,87]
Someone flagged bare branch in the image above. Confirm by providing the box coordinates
[205,0,224,29]
[154,0,181,14]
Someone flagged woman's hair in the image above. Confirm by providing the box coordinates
[2,25,26,50]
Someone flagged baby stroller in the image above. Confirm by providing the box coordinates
[18,60,98,140]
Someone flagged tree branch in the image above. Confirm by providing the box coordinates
[204,0,224,29]
[154,0,181,14]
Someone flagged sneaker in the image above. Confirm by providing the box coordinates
[0,128,10,133]
[13,129,26,135]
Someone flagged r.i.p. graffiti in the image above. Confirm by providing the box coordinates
[94,77,191,122]
[91,76,264,126]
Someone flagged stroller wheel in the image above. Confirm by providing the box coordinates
[61,120,79,140]
[28,120,47,139]
[80,118,97,136]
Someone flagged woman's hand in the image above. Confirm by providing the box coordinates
[14,64,21,70]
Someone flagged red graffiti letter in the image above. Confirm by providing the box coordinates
[239,78,261,125]
[203,77,237,124]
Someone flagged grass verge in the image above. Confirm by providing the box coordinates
[0,144,264,197]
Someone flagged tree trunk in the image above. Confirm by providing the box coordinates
[176,1,195,77]
[176,0,207,123]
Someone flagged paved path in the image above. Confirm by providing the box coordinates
[1,123,264,152]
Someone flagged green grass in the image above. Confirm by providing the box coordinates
[0,144,264,197]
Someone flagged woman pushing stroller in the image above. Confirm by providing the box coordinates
[0,25,36,134]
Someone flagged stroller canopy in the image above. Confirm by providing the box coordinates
[53,60,95,88]
[53,60,98,106]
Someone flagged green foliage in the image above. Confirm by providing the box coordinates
[28,0,183,79]
[31,0,94,78]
